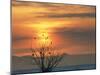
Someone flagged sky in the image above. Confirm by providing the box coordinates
[12,0,96,56]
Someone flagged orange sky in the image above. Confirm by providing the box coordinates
[12,0,96,56]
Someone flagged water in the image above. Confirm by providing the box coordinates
[11,64,96,75]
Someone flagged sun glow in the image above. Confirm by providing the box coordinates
[28,21,65,32]
[29,22,54,46]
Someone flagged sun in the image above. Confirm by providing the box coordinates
[37,32,52,46]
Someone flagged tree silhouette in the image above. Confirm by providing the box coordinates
[31,32,64,72]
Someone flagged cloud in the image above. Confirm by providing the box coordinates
[37,13,96,18]
[12,36,32,42]
[50,26,95,45]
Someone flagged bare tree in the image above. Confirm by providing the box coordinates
[31,33,64,72]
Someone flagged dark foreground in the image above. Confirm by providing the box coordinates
[11,64,96,75]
